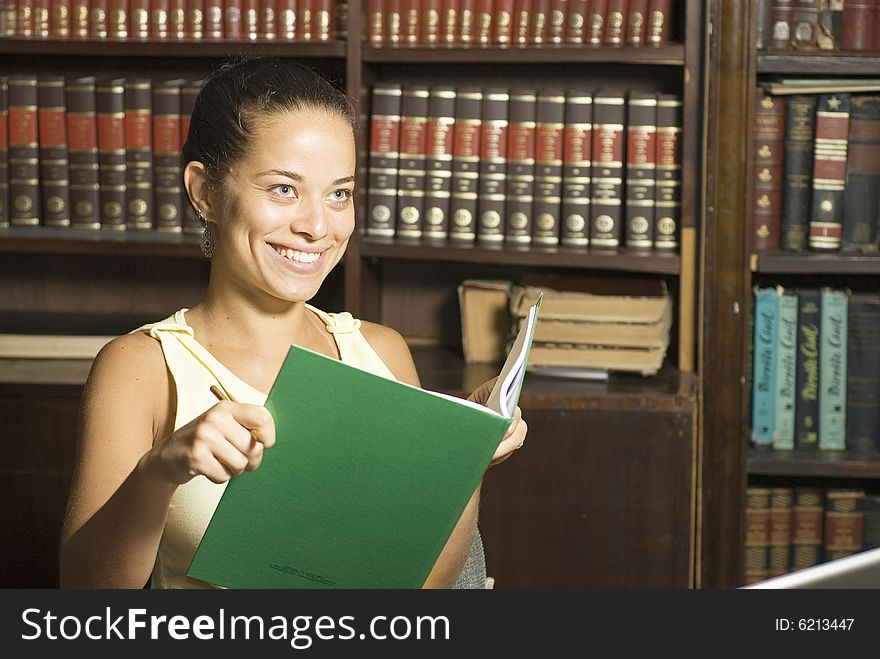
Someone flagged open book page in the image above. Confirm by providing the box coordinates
[486,292,542,418]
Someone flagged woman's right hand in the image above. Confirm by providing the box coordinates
[144,400,276,485]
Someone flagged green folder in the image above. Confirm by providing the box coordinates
[187,295,541,589]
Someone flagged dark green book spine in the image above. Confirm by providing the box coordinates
[794,289,821,450]
[845,294,880,456]
[780,94,816,251]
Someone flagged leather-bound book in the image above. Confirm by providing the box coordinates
[751,88,785,252]
[586,0,606,45]
[840,0,873,50]
[3,1,17,36]
[646,0,669,45]
[504,89,537,245]
[840,96,880,253]
[277,0,297,39]
[224,0,244,38]
[37,76,71,227]
[152,79,184,233]
[124,78,153,231]
[314,0,334,40]
[89,0,108,37]
[531,0,549,44]
[654,93,681,250]
[808,93,850,251]
[476,88,509,245]
[441,0,459,44]
[791,0,818,49]
[743,487,772,585]
[816,0,843,50]
[0,77,8,228]
[511,0,530,45]
[107,0,128,37]
[560,89,592,247]
[626,0,648,45]
[366,83,402,238]
[823,489,865,561]
[204,0,224,38]
[385,0,402,44]
[755,0,773,50]
[494,0,514,44]
[71,0,90,37]
[794,288,821,450]
[8,75,41,227]
[243,0,260,39]
[50,0,71,37]
[367,0,384,44]
[169,0,186,38]
[589,90,626,249]
[449,87,482,243]
[65,76,101,229]
[34,0,50,37]
[15,0,32,36]
[422,0,441,44]
[791,486,824,570]
[846,294,880,456]
[767,487,794,577]
[150,0,170,38]
[422,87,456,242]
[474,0,491,44]
[300,0,315,39]
[180,79,203,234]
[625,91,657,251]
[565,0,586,43]
[770,0,793,49]
[189,0,206,38]
[532,89,565,246]
[603,0,627,45]
[781,94,817,251]
[129,0,150,38]
[547,0,567,44]
[97,78,126,230]
[395,85,430,241]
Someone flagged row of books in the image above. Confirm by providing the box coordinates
[0,0,341,41]
[365,0,675,47]
[755,0,880,53]
[366,84,682,251]
[751,88,880,254]
[744,486,880,585]
[750,286,880,455]
[0,74,203,233]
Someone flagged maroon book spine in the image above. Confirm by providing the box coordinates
[385,0,402,44]
[422,0,441,43]
[399,0,418,44]
[449,88,482,242]
[546,0,566,44]
[504,88,537,244]
[589,91,625,249]
[38,76,71,227]
[751,88,786,252]
[532,89,565,246]
[560,89,592,247]
[366,83,402,238]
[16,0,34,36]
[604,0,627,45]
[243,0,260,39]
[204,0,224,37]
[90,0,108,37]
[189,0,206,38]
[646,0,670,45]
[512,0,530,45]
[315,0,334,40]
[366,0,383,44]
[0,77,8,228]
[50,0,71,36]
[625,91,657,250]
[224,0,243,38]
[422,87,456,242]
[770,0,793,49]
[181,79,203,234]
[565,0,586,43]
[494,0,514,44]
[124,79,153,230]
[107,0,128,37]
[150,0,170,39]
[153,79,184,232]
[260,0,277,39]
[299,0,315,39]
[395,85,430,241]
[808,93,851,251]
[2,1,17,36]
[8,75,41,227]
[276,0,295,39]
[33,0,50,37]
[841,0,872,51]
[654,93,682,251]
[531,0,548,43]
[169,0,186,38]
[97,78,127,230]
[476,88,509,245]
[626,0,648,45]
[70,0,90,37]
[440,0,458,44]
[66,76,101,229]
[475,0,492,45]
[129,0,150,38]
[458,0,475,43]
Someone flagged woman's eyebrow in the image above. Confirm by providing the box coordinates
[255,170,354,186]
[332,176,356,185]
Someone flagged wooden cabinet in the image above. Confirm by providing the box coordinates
[703,0,880,587]
[0,0,709,588]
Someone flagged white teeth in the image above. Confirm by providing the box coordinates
[273,244,320,263]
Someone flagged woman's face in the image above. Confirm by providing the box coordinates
[212,107,356,304]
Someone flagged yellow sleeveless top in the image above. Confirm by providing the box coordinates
[135,305,395,589]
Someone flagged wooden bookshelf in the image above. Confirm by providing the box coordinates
[0,227,202,258]
[363,44,687,65]
[751,252,880,275]
[757,52,880,75]
[748,449,880,479]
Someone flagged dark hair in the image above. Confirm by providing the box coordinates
[182,56,356,192]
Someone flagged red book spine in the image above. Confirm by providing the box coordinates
[8,75,41,227]
[90,0,108,37]
[129,0,150,38]
[315,0,334,40]
[531,0,548,43]
[477,88,509,244]
[204,0,224,37]
[97,78,127,230]
[277,0,295,39]
[385,0,402,44]
[422,0,441,43]
[38,76,71,227]
[70,0,89,37]
[547,0,566,44]
[841,0,872,51]
[150,0,170,38]
[189,0,206,38]
[560,89,592,247]
[626,0,647,44]
[401,0,420,44]
[808,93,851,251]
[475,0,491,45]
[654,93,681,250]
[625,91,657,250]
[395,85,430,240]
[604,0,627,45]
[124,79,153,230]
[586,0,606,45]
[532,89,565,246]
[299,0,314,39]
[66,76,101,229]
[589,91,625,249]
[440,0,458,44]
[168,0,186,38]
[751,88,786,252]
[458,0,474,43]
[107,0,128,37]
[422,87,456,241]
[16,0,34,36]
[50,0,72,37]
[565,0,586,44]
[0,78,8,228]
[367,0,383,44]
[260,0,276,39]
[504,89,537,244]
[494,0,513,44]
[366,83,402,238]
[2,1,17,36]
[153,79,184,232]
[224,0,243,38]
[449,88,482,242]
[646,0,669,45]
[33,0,50,36]
[243,0,259,39]
[512,0,530,45]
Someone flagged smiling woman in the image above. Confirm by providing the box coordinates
[57,57,528,591]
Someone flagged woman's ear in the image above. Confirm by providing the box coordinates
[183,161,212,219]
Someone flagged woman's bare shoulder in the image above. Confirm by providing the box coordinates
[358,320,420,386]
[89,331,167,384]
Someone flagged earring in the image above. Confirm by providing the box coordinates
[197,208,214,259]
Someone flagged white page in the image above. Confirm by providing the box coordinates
[486,293,542,417]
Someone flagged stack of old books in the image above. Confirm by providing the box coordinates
[510,285,672,377]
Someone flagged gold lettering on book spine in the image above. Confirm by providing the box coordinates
[53,4,70,36]
[628,11,644,43]
[280,10,295,39]
[607,11,623,43]
[369,11,383,43]
[111,9,128,37]
[317,10,330,39]
[443,9,457,43]
[90,7,107,37]
[648,10,664,43]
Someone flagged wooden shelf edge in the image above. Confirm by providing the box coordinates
[748,448,880,479]
[752,251,880,274]
[757,51,880,74]
[0,227,203,258]
[363,43,686,65]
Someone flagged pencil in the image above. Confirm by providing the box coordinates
[210,385,231,402]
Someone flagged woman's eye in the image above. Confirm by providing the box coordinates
[329,189,353,204]
[272,184,296,197]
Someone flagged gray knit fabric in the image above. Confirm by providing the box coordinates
[452,527,488,589]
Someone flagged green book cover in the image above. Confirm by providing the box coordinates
[187,297,541,589]
[819,288,847,450]
[773,289,798,450]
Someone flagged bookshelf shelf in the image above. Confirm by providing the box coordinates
[356,236,681,274]
[748,449,880,479]
[751,251,880,274]
[757,52,880,75]
[363,44,686,65]
[0,227,202,258]
[0,38,347,59]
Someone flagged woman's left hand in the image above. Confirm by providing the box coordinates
[468,378,528,467]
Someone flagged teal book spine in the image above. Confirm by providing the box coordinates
[819,288,848,450]
[752,287,779,447]
[773,289,798,450]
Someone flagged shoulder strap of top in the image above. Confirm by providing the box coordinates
[306,305,396,380]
